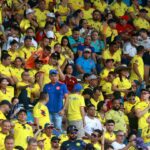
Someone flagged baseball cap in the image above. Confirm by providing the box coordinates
[26,9,34,15]
[18,109,27,115]
[51,136,60,142]
[73,83,83,92]
[67,125,78,134]
[49,69,58,75]
[89,74,97,80]
[47,12,55,18]
[84,48,91,53]
[105,59,114,63]
[51,52,60,60]
[44,123,54,129]
[46,31,54,39]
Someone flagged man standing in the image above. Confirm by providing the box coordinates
[67,83,85,138]
[43,69,68,132]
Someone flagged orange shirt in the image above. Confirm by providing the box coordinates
[25,49,50,69]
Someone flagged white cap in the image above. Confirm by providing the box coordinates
[46,31,54,39]
[47,12,55,18]
[26,9,34,15]
[89,74,97,80]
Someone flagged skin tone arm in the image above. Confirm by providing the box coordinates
[76,65,85,74]
[59,94,68,116]
[80,106,85,127]
[135,105,150,118]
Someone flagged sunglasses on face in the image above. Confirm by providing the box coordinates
[52,140,60,143]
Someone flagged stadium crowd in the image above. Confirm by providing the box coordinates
[0,0,149,149]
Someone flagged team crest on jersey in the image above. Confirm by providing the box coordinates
[56,86,60,90]
[41,110,46,116]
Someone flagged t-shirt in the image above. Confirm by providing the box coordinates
[110,2,128,17]
[141,125,150,143]
[43,82,68,113]
[0,132,7,150]
[76,56,96,74]
[130,55,144,81]
[134,101,150,129]
[67,93,85,121]
[111,141,126,150]
[0,86,14,102]
[104,131,116,142]
[106,110,127,132]
[0,111,6,120]
[84,116,103,135]
[14,122,33,149]
[33,102,50,128]
[93,0,107,13]
[77,44,95,53]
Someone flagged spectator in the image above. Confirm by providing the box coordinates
[26,138,38,150]
[4,135,15,150]
[67,83,85,138]
[60,125,86,150]
[43,69,68,132]
[84,104,103,136]
[51,136,61,150]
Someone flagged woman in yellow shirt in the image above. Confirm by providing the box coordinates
[96,101,107,125]
[112,65,131,98]
[0,78,14,102]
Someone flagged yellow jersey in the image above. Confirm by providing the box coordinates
[68,0,84,10]
[0,132,7,150]
[130,55,144,81]
[133,17,150,30]
[0,86,14,102]
[124,96,140,114]
[19,46,36,60]
[110,2,128,17]
[10,67,24,82]
[113,77,131,97]
[145,7,150,18]
[0,111,6,120]
[93,0,108,13]
[102,49,121,63]
[67,93,85,121]
[14,122,33,149]
[40,64,56,85]
[141,125,150,143]
[102,82,113,95]
[88,19,102,32]
[134,101,150,129]
[97,113,106,125]
[106,110,127,132]
[8,50,19,62]
[20,19,31,31]
[33,102,50,128]
[34,8,50,28]
[82,8,94,20]
[104,131,116,142]
[0,64,13,78]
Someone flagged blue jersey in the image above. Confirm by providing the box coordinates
[60,139,86,150]
[76,56,96,74]
[43,82,68,113]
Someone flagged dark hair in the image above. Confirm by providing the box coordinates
[109,41,116,47]
[127,91,136,98]
[0,77,8,83]
[85,143,95,150]
[104,144,114,150]
[92,9,101,15]
[106,119,115,124]
[24,36,32,41]
[139,28,148,34]
[61,36,71,49]
[97,101,105,111]
[87,104,95,109]
[108,19,116,25]
[79,19,87,28]
[72,27,80,33]
[73,9,82,17]
[26,27,35,32]
[64,64,74,74]
[39,92,48,101]
[27,138,37,145]
[4,135,14,143]
[93,129,103,137]
[21,70,29,77]
[44,45,51,52]
[15,57,23,62]
[11,97,19,103]
[10,40,18,46]
[137,45,144,53]
[1,54,11,61]
[14,146,24,150]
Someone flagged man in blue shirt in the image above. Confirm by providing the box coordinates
[76,48,96,77]
[43,69,68,132]
[68,27,84,54]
